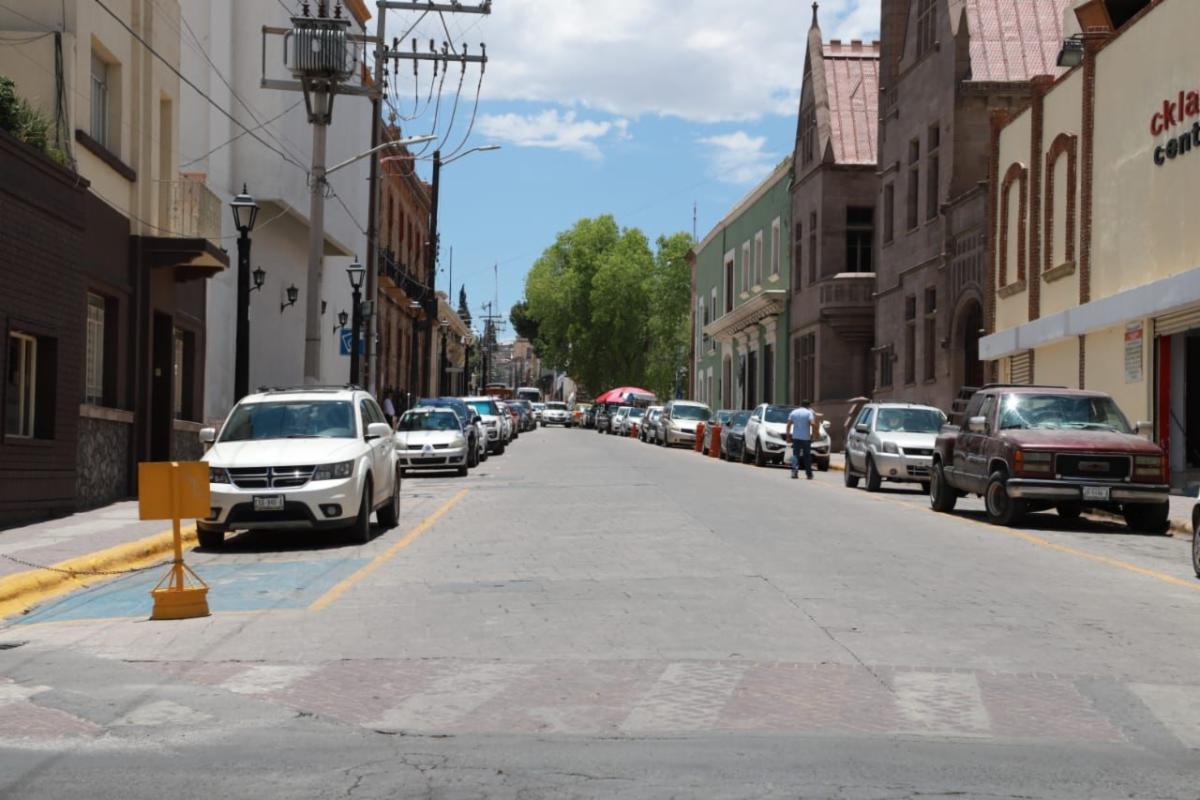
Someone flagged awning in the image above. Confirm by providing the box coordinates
[137,236,229,281]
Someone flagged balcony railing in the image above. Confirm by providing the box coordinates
[169,174,222,243]
[818,274,875,308]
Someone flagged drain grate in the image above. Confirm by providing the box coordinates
[0,642,26,651]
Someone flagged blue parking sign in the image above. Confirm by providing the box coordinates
[339,329,364,356]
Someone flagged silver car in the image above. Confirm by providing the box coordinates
[843,403,948,492]
[660,400,711,447]
[640,405,664,442]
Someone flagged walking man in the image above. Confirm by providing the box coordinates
[785,399,817,480]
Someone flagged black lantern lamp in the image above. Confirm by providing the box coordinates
[347,257,366,384]
[231,184,259,233]
[251,266,266,292]
[334,309,348,333]
[346,260,366,291]
[280,284,299,313]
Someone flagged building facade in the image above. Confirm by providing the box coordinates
[789,13,880,446]
[982,0,1200,487]
[0,0,226,525]
[874,0,1073,411]
[693,158,792,412]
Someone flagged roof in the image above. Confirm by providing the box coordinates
[822,40,880,165]
[953,0,1074,83]
[694,156,793,253]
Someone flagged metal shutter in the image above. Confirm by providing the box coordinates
[1010,351,1033,385]
[1154,305,1200,338]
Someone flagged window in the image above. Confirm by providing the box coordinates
[879,345,894,389]
[709,288,718,352]
[762,343,774,404]
[917,0,937,58]
[770,218,781,278]
[796,333,816,402]
[747,349,758,409]
[845,207,874,273]
[808,212,817,284]
[741,242,751,293]
[84,293,105,405]
[754,231,764,287]
[6,332,36,438]
[793,222,803,288]
[883,183,895,243]
[923,287,937,381]
[907,139,920,231]
[904,295,917,385]
[926,123,940,221]
[724,254,735,312]
[90,53,110,149]
[800,104,817,165]
[701,300,710,354]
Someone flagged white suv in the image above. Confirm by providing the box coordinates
[464,396,508,455]
[198,387,399,547]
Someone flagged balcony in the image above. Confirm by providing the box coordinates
[818,273,875,342]
[170,173,222,243]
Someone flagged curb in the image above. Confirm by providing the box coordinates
[0,525,197,620]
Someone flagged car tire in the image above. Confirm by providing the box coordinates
[495,441,506,456]
[1192,506,1200,578]
[456,465,469,477]
[865,457,882,492]
[1123,503,1170,535]
[197,528,224,549]
[754,440,766,468]
[984,471,1025,527]
[467,441,478,469]
[349,481,373,544]
[1056,503,1082,522]
[843,457,860,489]
[377,474,400,528]
[929,461,957,512]
[740,441,750,464]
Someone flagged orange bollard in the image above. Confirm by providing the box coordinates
[629,422,638,438]
[708,424,722,457]
[694,422,706,452]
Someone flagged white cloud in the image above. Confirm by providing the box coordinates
[699,131,778,185]
[435,0,879,123]
[477,110,629,159]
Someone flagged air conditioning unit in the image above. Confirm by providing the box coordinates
[288,16,353,81]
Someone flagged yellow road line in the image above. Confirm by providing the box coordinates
[309,489,469,611]
[0,526,197,620]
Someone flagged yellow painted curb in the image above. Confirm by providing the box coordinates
[0,525,197,620]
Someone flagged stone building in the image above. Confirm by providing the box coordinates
[873,0,1073,412]
[788,8,880,446]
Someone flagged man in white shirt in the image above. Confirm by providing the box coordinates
[785,399,818,480]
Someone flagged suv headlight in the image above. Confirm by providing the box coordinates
[881,441,901,454]
[1015,450,1052,475]
[209,467,230,484]
[313,460,354,481]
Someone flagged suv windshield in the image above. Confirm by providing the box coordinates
[628,408,645,418]
[220,400,355,441]
[397,410,461,432]
[546,402,567,411]
[672,404,710,421]
[764,405,793,423]
[467,399,499,417]
[877,408,946,434]
[730,411,751,427]
[998,393,1133,434]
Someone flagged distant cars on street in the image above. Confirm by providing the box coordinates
[640,406,664,442]
[542,401,570,426]
[394,407,470,477]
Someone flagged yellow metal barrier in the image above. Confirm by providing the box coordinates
[138,461,211,620]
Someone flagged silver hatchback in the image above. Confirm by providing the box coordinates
[843,403,947,492]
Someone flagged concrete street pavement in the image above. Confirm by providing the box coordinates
[2,428,1200,798]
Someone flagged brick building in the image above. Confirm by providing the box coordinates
[788,8,880,446]
[873,0,1073,411]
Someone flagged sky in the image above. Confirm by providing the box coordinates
[384,1,880,340]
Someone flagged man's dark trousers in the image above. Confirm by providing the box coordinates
[790,439,812,479]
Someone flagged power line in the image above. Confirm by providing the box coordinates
[180,100,304,167]
[0,1,59,31]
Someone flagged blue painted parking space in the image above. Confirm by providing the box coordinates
[16,558,369,625]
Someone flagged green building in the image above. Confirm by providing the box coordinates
[689,157,792,410]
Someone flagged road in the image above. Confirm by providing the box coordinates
[2,427,1200,798]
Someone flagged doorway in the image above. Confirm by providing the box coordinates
[956,299,984,390]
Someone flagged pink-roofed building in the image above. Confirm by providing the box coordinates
[873,0,1074,413]
[788,5,881,446]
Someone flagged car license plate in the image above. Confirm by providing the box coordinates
[253,495,284,511]
[1082,486,1110,502]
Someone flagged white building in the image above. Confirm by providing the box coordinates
[180,0,373,422]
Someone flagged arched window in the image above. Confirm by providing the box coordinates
[1044,133,1078,273]
[998,162,1028,288]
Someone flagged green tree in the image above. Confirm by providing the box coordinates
[643,232,695,399]
[509,300,539,345]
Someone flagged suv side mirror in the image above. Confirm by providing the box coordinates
[967,416,989,434]
[199,427,216,444]
[1135,420,1153,437]
[855,423,869,433]
[366,422,391,440]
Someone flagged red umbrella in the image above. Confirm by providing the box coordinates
[595,386,657,405]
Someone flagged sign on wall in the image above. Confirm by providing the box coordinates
[1125,322,1144,383]
[339,328,364,357]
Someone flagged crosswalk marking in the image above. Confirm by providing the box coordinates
[221,665,317,696]
[621,662,746,733]
[1130,683,1200,749]
[892,671,991,735]
[373,662,531,731]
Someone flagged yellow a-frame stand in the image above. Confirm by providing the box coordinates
[138,461,211,620]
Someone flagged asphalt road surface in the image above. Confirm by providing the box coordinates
[2,428,1200,799]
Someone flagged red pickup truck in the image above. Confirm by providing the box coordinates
[929,385,1170,532]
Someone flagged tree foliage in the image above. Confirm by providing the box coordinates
[522,215,692,398]
[0,76,67,165]
[509,300,539,344]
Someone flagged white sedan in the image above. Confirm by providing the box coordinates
[394,407,470,477]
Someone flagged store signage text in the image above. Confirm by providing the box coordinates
[1151,90,1200,167]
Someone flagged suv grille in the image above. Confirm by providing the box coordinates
[1055,454,1130,481]
[228,466,316,489]
[905,447,934,457]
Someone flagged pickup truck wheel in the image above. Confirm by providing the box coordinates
[843,457,860,488]
[929,462,957,512]
[865,457,882,492]
[1124,503,1170,535]
[985,471,1026,527]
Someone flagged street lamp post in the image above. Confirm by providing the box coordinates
[347,259,366,386]
[438,318,451,395]
[231,185,259,401]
